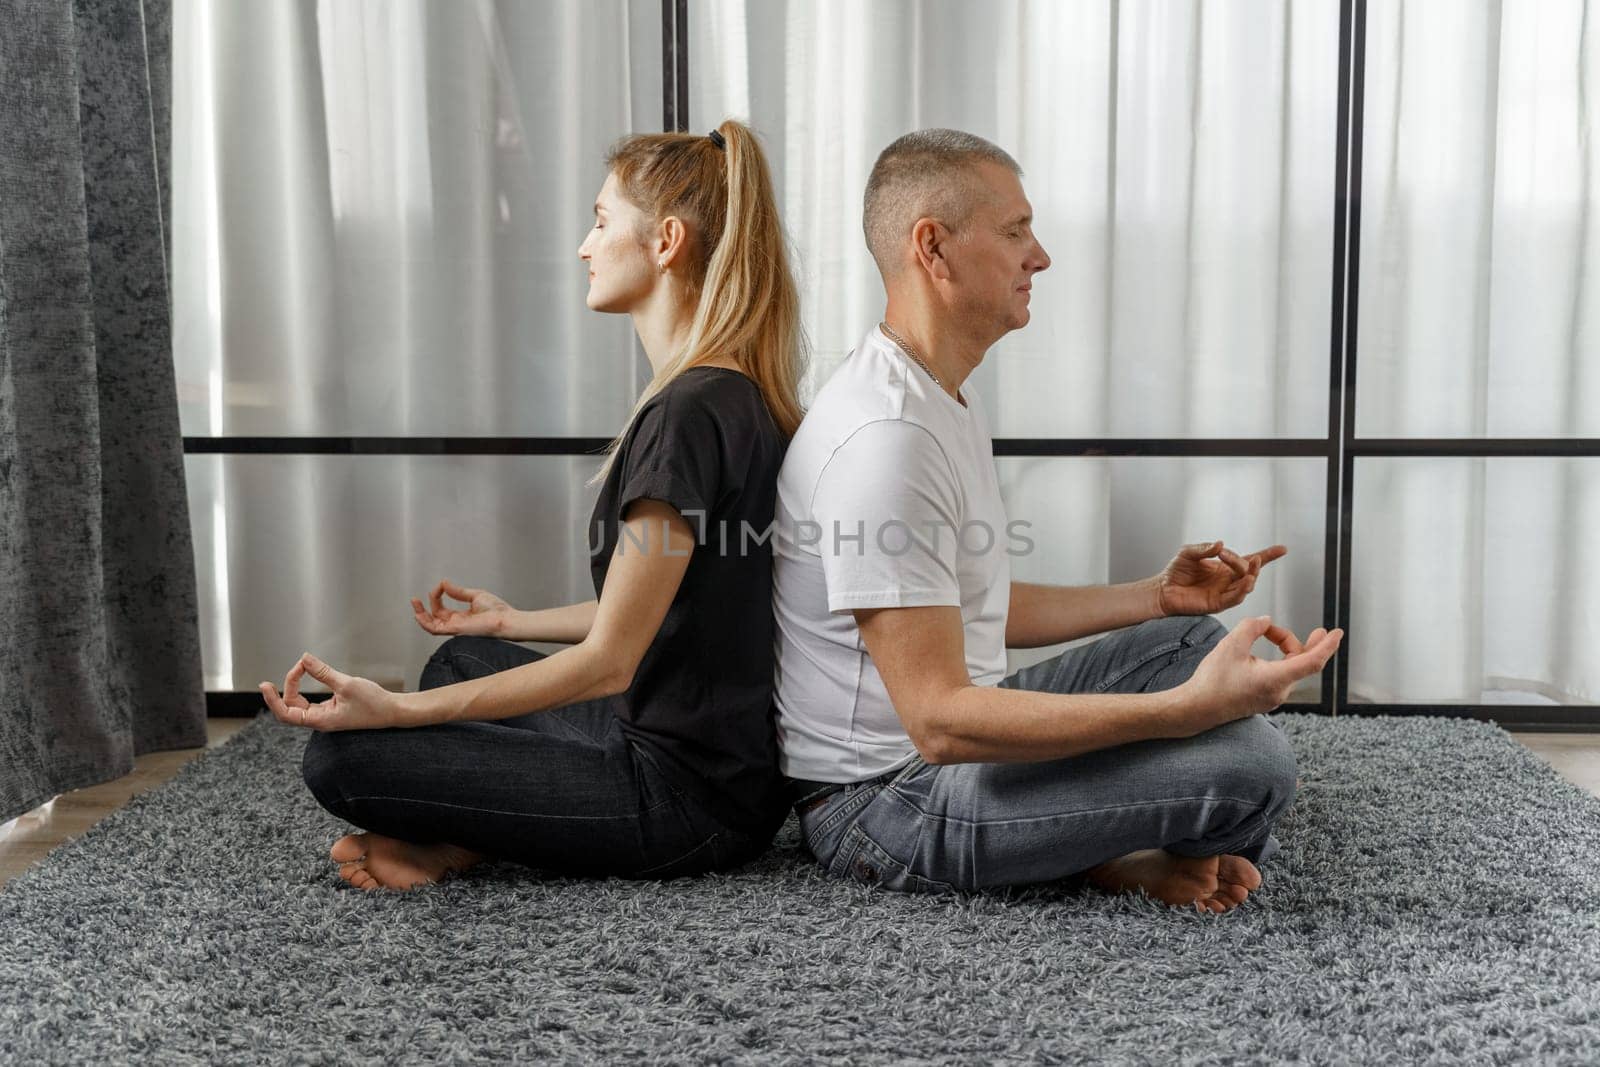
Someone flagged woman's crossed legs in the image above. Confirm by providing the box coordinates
[300,636,754,889]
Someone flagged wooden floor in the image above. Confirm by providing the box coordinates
[1,718,254,891]
[2,719,1598,892]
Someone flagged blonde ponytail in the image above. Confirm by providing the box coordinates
[585,119,807,488]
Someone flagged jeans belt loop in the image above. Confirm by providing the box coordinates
[793,764,900,815]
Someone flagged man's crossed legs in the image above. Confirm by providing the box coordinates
[792,614,1298,911]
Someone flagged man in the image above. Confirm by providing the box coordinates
[771,129,1343,914]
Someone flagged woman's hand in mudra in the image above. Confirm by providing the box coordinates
[258,653,402,732]
[411,579,517,637]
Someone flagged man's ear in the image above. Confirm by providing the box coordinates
[910,217,953,282]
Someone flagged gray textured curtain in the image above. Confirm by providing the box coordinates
[1,0,206,824]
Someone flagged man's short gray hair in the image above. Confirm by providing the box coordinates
[863,128,1023,276]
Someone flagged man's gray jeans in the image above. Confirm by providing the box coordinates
[792,614,1298,893]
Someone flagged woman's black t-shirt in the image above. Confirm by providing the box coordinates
[587,366,788,838]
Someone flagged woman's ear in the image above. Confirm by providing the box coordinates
[653,215,690,271]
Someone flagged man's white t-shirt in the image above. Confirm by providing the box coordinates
[772,324,1013,783]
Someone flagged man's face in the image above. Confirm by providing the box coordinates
[943,160,1051,337]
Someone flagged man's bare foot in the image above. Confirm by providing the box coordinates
[329,832,486,891]
[1084,848,1262,914]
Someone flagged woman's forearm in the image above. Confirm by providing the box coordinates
[398,639,625,726]
[499,600,598,643]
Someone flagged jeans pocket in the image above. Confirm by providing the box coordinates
[799,781,878,860]
[800,757,929,862]
[828,824,958,895]
[630,829,722,879]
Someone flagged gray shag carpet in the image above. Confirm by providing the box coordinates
[3,710,1600,1064]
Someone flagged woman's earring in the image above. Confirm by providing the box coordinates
[658,259,666,271]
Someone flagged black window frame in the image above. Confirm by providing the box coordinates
[193,0,1599,728]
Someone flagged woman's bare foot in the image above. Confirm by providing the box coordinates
[1084,848,1262,914]
[329,832,486,891]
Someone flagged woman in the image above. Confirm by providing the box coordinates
[259,119,806,891]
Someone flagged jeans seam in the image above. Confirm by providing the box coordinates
[1092,639,1187,692]
[631,831,721,877]
[807,784,881,849]
[1177,616,1224,645]
[827,823,867,878]
[1171,806,1277,860]
[804,756,923,851]
[543,710,611,744]
[448,650,505,673]
[851,825,961,894]
[446,648,541,682]
[338,793,674,820]
[432,645,608,744]
[878,787,1267,828]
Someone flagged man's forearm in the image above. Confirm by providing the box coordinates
[498,600,599,644]
[925,681,1192,764]
[1005,578,1164,648]
[396,641,624,727]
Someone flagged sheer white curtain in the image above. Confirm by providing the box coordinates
[691,0,1595,705]
[173,0,1596,707]
[172,0,661,691]
[1353,0,1598,705]
[691,0,1337,689]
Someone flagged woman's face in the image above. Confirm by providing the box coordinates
[578,172,656,313]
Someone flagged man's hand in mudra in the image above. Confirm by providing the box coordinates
[1153,540,1287,616]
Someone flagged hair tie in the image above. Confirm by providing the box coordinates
[707,129,726,150]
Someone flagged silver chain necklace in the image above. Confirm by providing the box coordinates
[879,321,943,389]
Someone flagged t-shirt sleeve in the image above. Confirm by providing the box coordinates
[810,419,963,614]
[616,394,723,527]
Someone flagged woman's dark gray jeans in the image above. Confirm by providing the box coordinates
[301,635,769,879]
